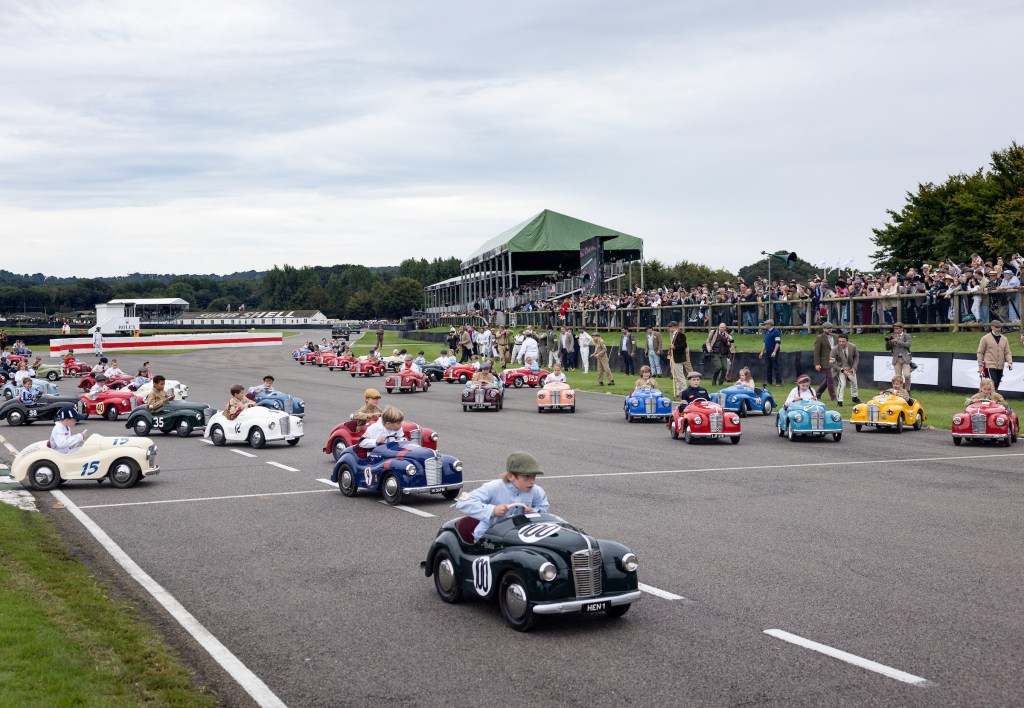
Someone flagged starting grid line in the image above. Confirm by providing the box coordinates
[764,629,932,686]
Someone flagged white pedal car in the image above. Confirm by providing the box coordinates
[12,435,159,491]
[204,406,303,448]
[135,380,189,400]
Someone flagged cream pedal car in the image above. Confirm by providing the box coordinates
[135,379,189,400]
[204,406,303,448]
[12,435,159,491]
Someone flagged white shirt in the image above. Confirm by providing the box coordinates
[578,332,593,348]
[14,370,32,386]
[105,366,124,377]
[92,331,103,344]
[87,383,108,399]
[785,387,817,406]
[546,372,567,383]
[50,422,85,454]
[359,420,407,448]
[518,337,539,364]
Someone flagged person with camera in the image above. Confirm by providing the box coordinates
[977,320,1013,389]
[887,322,914,390]
[705,322,733,386]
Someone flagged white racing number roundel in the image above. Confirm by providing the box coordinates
[517,523,560,544]
[472,556,492,596]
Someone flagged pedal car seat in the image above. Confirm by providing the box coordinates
[455,517,479,544]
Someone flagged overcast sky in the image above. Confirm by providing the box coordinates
[3,0,1022,279]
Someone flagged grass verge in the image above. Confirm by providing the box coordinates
[0,505,218,706]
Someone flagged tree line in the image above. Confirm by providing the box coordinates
[872,142,1024,271]
[0,257,461,320]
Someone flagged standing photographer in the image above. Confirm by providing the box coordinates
[887,322,914,390]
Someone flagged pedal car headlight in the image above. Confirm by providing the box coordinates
[731,415,740,425]
[952,415,962,426]
[538,562,557,582]
[538,392,546,399]
[630,398,639,406]
[453,460,463,473]
[831,412,842,422]
[430,432,438,442]
[565,392,572,399]
[996,416,1006,427]
[693,415,702,425]
[793,413,803,423]
[269,422,275,429]
[661,398,670,406]
[404,463,416,475]
[730,395,738,403]
[620,553,639,572]
[853,406,861,414]
[887,408,895,416]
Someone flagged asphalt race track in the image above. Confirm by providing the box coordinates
[6,333,1024,706]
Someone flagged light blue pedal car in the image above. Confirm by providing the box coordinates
[2,378,59,400]
[624,386,673,422]
[776,399,843,441]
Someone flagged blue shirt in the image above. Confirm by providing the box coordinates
[763,327,782,354]
[457,479,550,542]
[19,387,39,405]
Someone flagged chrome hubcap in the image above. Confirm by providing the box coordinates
[384,476,399,497]
[504,583,528,619]
[35,466,56,485]
[135,421,147,434]
[341,470,353,490]
[437,559,456,593]
[112,463,131,483]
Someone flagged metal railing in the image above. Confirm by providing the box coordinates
[429,288,1023,333]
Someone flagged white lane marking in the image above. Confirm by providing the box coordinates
[231,449,257,458]
[199,438,214,445]
[266,461,299,472]
[316,478,336,487]
[461,451,1024,485]
[0,433,18,456]
[76,488,335,509]
[639,583,686,600]
[378,499,437,518]
[764,629,932,686]
[51,490,288,707]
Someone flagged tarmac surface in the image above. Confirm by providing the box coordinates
[5,332,1023,707]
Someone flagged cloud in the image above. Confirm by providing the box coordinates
[2,0,1023,278]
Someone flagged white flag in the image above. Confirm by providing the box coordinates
[840,257,855,269]
[814,259,828,269]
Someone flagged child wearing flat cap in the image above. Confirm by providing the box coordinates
[456,452,550,543]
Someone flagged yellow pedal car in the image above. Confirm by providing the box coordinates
[850,394,925,433]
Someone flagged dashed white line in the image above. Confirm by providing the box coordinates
[77,488,335,509]
[51,490,288,707]
[231,449,257,458]
[316,478,336,488]
[266,461,300,472]
[379,499,437,518]
[764,629,932,686]
[199,438,214,445]
[639,583,687,601]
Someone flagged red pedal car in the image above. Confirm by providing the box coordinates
[385,368,430,394]
[62,359,92,377]
[296,351,320,365]
[323,419,438,460]
[80,390,144,421]
[78,372,138,392]
[499,367,550,388]
[349,359,385,377]
[669,398,742,444]
[951,400,1019,446]
[443,364,477,384]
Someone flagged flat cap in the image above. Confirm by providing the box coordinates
[506,451,543,475]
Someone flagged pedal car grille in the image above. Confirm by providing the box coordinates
[867,404,879,422]
[280,417,290,435]
[550,390,560,405]
[571,549,603,598]
[971,414,987,434]
[709,413,723,433]
[475,389,485,404]
[645,397,656,414]
[811,411,824,428]
[284,399,294,413]
[424,457,441,485]
[409,428,422,445]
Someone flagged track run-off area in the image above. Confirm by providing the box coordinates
[3,332,1022,706]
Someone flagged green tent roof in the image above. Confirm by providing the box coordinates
[462,210,642,268]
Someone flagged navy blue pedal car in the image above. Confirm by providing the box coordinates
[331,441,462,505]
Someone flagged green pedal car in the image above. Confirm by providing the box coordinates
[125,400,215,437]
